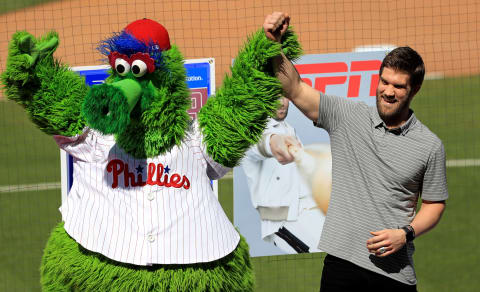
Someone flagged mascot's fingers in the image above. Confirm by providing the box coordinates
[35,32,59,57]
[17,33,36,55]
[8,32,37,68]
[10,31,59,67]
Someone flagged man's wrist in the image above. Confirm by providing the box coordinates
[401,225,416,242]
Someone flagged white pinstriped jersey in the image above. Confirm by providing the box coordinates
[53,120,239,266]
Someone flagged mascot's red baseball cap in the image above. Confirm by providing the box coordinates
[125,18,171,50]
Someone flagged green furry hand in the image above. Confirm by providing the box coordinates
[1,30,87,136]
[10,32,58,67]
[11,31,59,68]
[199,28,302,167]
[3,31,58,86]
[1,31,60,106]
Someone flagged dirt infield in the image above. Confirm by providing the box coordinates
[1,0,479,91]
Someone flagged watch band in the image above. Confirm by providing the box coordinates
[402,225,415,242]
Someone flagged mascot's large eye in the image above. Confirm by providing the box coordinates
[131,59,148,77]
[115,58,130,76]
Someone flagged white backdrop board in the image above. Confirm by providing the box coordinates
[234,51,388,257]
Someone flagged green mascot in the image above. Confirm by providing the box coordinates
[1,19,301,291]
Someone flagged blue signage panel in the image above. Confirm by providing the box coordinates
[185,62,211,95]
[75,68,111,86]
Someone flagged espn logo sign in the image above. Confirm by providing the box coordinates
[295,60,381,97]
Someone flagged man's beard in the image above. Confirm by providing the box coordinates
[376,93,411,126]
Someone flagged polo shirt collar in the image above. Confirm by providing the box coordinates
[370,107,418,136]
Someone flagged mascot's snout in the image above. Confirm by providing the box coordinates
[83,78,142,134]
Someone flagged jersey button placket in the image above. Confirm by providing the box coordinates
[147,192,155,201]
[147,234,155,243]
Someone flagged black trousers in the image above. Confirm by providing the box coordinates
[320,254,417,292]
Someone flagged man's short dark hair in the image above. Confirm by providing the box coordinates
[379,46,425,91]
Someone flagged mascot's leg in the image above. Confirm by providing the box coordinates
[41,223,254,292]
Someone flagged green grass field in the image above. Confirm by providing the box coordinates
[1,75,479,291]
[0,0,58,14]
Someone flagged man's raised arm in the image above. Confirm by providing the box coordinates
[263,12,321,122]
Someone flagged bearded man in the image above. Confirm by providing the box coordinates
[263,12,448,292]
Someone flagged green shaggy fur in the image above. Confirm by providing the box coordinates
[82,84,131,134]
[41,223,254,292]
[198,28,302,167]
[1,31,87,136]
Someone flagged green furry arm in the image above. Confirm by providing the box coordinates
[1,31,87,136]
[198,28,302,168]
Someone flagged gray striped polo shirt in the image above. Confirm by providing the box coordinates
[316,93,448,285]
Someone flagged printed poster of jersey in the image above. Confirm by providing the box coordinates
[60,59,215,199]
[234,51,388,257]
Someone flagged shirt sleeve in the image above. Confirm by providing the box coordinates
[243,136,271,162]
[243,120,298,162]
[421,141,449,201]
[53,128,95,162]
[316,92,360,134]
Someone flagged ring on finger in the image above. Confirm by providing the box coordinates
[379,247,386,254]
